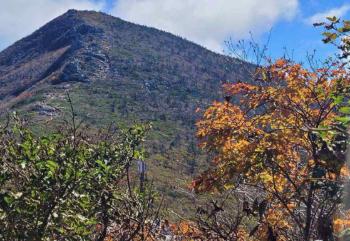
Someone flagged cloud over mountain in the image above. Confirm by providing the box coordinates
[112,0,299,53]
[0,0,104,49]
[0,0,300,53]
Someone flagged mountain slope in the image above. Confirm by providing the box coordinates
[0,10,251,215]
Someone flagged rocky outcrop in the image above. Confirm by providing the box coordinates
[31,103,59,116]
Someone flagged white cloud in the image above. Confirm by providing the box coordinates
[0,0,105,50]
[306,4,350,25]
[112,0,299,53]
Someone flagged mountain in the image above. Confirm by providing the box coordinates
[0,10,251,215]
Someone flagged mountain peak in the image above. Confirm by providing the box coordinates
[59,9,124,27]
[0,10,250,211]
[65,9,80,14]
[0,9,248,110]
[60,9,109,21]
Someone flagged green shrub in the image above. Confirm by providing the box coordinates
[0,114,151,240]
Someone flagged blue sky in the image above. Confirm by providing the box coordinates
[1,0,350,62]
[264,0,350,62]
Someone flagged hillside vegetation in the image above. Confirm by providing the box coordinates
[0,9,349,241]
[0,10,250,215]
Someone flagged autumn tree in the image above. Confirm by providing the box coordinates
[193,57,349,240]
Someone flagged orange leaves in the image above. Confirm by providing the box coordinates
[286,202,296,210]
[172,221,203,239]
[266,207,291,229]
[104,236,114,241]
[194,57,349,239]
[334,218,350,233]
[334,211,350,235]
[191,169,222,193]
[275,58,287,68]
[178,222,190,235]
[196,101,251,149]
[223,82,258,95]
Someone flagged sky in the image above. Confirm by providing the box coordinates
[0,0,350,62]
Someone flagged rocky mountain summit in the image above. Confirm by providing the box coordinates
[0,10,251,213]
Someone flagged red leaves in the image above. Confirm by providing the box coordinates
[190,170,220,193]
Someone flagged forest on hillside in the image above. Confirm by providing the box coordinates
[0,14,350,241]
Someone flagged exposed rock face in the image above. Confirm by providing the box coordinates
[31,103,59,116]
[0,10,113,99]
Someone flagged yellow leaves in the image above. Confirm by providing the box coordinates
[224,183,235,190]
[258,170,287,193]
[259,171,273,183]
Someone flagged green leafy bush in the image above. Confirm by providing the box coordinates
[0,113,151,240]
